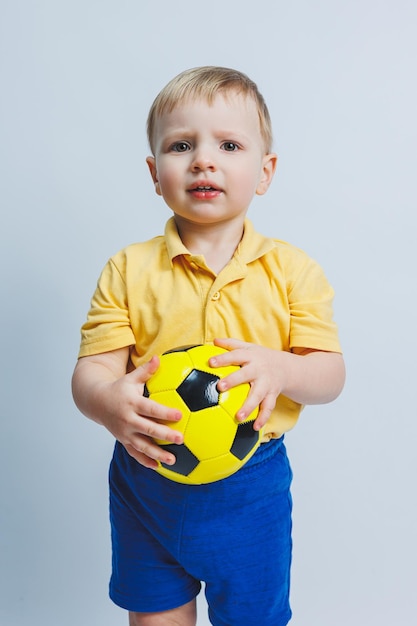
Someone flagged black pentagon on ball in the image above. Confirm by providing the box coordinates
[160,443,199,476]
[230,421,259,460]
[177,369,220,412]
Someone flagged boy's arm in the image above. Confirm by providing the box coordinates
[71,347,184,468]
[210,338,346,430]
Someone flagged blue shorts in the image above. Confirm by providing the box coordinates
[109,437,293,626]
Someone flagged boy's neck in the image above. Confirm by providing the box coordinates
[174,216,245,274]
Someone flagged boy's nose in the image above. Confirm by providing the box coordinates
[191,147,216,171]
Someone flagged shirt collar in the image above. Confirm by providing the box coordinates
[164,217,276,268]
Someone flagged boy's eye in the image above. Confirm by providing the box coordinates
[171,142,190,152]
[221,141,239,152]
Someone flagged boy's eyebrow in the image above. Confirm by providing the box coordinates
[161,127,193,137]
[160,127,252,141]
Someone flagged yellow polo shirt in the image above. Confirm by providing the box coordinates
[78,217,341,439]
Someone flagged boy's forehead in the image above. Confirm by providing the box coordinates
[156,92,260,129]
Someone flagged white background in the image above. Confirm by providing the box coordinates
[1,1,416,624]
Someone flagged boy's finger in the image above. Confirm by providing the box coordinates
[214,337,248,351]
[140,397,182,423]
[216,370,246,392]
[124,442,177,468]
[131,355,160,383]
[237,391,275,429]
[134,410,183,442]
[253,409,271,431]
[235,397,261,424]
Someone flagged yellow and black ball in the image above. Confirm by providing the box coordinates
[144,344,262,485]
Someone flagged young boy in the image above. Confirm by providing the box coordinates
[72,66,345,626]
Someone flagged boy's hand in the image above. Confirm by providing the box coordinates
[209,338,289,431]
[210,338,345,431]
[72,352,183,469]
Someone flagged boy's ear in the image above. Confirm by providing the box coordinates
[146,156,162,196]
[256,153,278,196]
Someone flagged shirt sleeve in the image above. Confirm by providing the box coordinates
[286,249,342,353]
[78,253,135,358]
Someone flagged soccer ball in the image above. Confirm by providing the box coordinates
[144,344,262,485]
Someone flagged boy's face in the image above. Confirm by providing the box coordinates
[147,93,277,228]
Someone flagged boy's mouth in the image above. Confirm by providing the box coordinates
[188,181,222,196]
[188,185,222,199]
[189,183,220,191]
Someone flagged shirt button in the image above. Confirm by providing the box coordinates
[211,291,220,301]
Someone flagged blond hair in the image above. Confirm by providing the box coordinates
[147,66,273,154]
